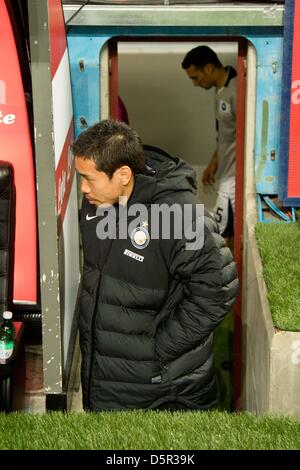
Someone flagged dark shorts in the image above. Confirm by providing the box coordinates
[222,199,234,238]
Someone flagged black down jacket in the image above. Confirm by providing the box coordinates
[79,145,239,411]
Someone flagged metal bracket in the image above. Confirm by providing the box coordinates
[257,194,296,223]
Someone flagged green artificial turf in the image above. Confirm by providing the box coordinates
[0,410,299,450]
[255,222,300,331]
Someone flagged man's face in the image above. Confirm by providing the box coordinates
[75,156,123,206]
[185,64,213,90]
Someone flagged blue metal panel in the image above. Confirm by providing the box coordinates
[67,30,111,137]
[67,26,284,200]
[249,36,283,195]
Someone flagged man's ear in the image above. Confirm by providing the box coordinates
[205,63,215,74]
[118,166,132,186]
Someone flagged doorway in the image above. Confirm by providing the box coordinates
[105,37,247,409]
[118,40,238,213]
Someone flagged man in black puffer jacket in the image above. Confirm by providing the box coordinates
[72,120,239,411]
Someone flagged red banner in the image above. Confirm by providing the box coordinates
[0,1,37,303]
[288,2,300,197]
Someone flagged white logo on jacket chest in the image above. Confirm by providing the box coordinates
[124,249,144,263]
[86,213,98,221]
[130,226,150,249]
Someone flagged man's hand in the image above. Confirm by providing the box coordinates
[201,151,218,185]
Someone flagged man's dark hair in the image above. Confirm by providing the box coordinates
[71,120,145,178]
[181,46,223,70]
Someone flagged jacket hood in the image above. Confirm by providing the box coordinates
[129,145,197,205]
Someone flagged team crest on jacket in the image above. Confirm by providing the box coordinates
[131,226,150,250]
[219,99,231,114]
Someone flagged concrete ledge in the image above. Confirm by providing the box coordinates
[243,217,300,418]
[242,43,300,417]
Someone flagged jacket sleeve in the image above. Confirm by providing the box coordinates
[155,214,239,364]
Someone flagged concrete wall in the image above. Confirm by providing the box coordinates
[243,200,300,417]
[242,44,300,418]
